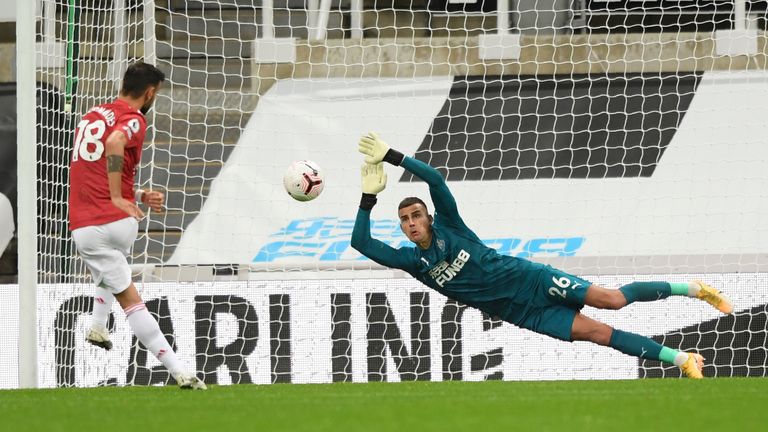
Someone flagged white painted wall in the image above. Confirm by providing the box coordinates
[0,0,18,22]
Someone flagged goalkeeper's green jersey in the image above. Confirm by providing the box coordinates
[351,156,547,323]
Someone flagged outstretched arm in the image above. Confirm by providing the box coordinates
[350,163,415,271]
[352,207,415,271]
[401,156,460,222]
[358,132,461,223]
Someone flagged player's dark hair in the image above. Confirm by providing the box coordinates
[398,197,433,223]
[120,62,165,98]
[398,197,428,211]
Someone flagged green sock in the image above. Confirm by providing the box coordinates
[669,282,693,296]
[608,329,664,360]
[618,281,694,304]
[659,347,688,366]
[608,330,687,366]
[618,282,671,304]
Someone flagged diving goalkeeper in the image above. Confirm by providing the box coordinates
[351,132,734,379]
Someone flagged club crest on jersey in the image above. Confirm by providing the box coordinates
[428,249,470,287]
[436,238,445,251]
[123,118,141,140]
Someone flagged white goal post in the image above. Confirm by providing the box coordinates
[17,0,38,389]
[9,0,768,388]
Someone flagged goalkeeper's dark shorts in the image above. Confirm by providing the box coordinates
[514,265,593,342]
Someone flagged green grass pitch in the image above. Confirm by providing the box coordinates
[0,378,765,431]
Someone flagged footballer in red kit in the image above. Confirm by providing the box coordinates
[67,62,205,389]
[69,99,146,230]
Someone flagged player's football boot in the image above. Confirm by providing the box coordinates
[694,281,734,314]
[85,327,113,351]
[175,373,207,390]
[679,353,705,379]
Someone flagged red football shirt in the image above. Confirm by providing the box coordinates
[68,99,147,230]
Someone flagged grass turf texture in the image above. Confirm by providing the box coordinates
[0,378,765,431]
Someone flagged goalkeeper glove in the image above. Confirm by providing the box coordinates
[359,163,387,210]
[361,163,387,194]
[358,132,404,166]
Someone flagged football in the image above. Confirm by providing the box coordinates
[283,160,324,201]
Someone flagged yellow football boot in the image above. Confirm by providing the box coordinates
[679,353,705,379]
[694,281,734,314]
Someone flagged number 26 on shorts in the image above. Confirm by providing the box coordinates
[547,276,582,300]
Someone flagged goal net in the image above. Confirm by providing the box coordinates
[17,0,768,388]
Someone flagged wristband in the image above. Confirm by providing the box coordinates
[383,148,405,166]
[359,193,378,211]
[134,189,145,203]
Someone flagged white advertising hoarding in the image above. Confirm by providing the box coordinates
[1,272,765,388]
